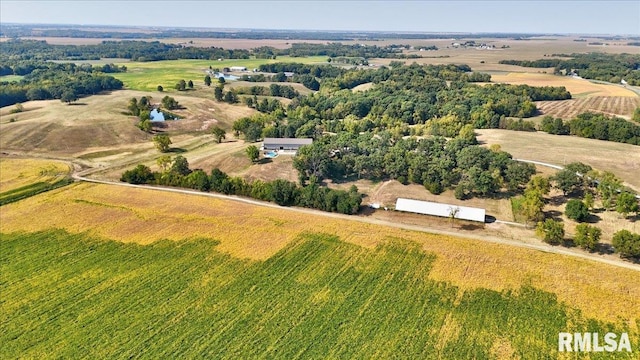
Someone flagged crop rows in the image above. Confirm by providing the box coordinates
[2,230,636,359]
[537,96,640,119]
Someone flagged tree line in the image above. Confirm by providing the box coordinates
[0,61,123,107]
[540,113,640,145]
[120,156,362,215]
[500,53,640,85]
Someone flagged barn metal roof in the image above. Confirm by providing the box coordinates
[395,198,486,223]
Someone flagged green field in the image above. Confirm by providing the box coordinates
[113,56,328,91]
[0,75,25,82]
[2,230,636,359]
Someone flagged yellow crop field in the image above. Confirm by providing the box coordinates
[2,181,639,323]
[491,72,638,97]
[0,158,71,193]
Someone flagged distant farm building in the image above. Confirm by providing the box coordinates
[230,66,247,72]
[395,198,486,223]
[262,138,312,152]
[149,109,165,122]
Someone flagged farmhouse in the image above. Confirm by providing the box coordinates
[262,138,312,152]
[395,198,486,223]
[230,66,247,72]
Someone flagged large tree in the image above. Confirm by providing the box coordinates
[574,224,601,251]
[60,90,77,104]
[153,134,172,153]
[552,168,581,196]
[536,219,565,245]
[204,75,212,86]
[565,199,589,222]
[246,145,260,163]
[211,126,226,143]
[616,192,639,218]
[612,230,640,258]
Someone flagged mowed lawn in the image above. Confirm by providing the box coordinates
[112,56,328,91]
[2,230,638,359]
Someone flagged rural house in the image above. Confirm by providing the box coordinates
[262,138,312,152]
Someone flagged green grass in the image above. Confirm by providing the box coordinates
[0,177,73,206]
[112,56,328,92]
[0,75,24,82]
[2,230,637,359]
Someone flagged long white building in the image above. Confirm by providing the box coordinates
[395,198,486,223]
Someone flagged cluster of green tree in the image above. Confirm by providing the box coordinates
[539,115,570,135]
[0,39,252,62]
[234,84,300,99]
[290,132,535,199]
[329,57,370,66]
[214,85,240,104]
[285,64,568,129]
[278,43,411,58]
[175,79,194,91]
[0,61,126,76]
[127,96,181,132]
[0,61,123,107]
[498,59,563,68]
[120,157,362,214]
[539,113,640,145]
[500,53,640,85]
[503,118,536,132]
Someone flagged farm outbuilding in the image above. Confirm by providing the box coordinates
[395,198,486,223]
[262,138,312,152]
[230,66,247,72]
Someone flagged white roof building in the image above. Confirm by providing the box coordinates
[395,198,486,223]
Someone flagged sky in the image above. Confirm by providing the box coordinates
[1,1,639,35]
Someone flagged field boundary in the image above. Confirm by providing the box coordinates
[70,170,640,272]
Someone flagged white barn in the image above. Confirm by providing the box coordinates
[395,198,486,223]
[230,66,247,72]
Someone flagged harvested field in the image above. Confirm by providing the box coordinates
[537,96,640,119]
[490,72,637,97]
[1,182,640,323]
[477,129,640,191]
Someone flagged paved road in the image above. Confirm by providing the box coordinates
[72,170,640,272]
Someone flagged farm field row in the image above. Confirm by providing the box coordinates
[537,96,640,119]
[0,158,72,205]
[111,56,328,92]
[2,229,637,359]
[1,181,639,323]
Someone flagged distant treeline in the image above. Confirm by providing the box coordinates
[234,84,300,99]
[120,159,362,215]
[0,61,123,107]
[540,113,640,145]
[499,53,640,85]
[1,24,556,40]
[1,39,423,63]
[0,39,252,62]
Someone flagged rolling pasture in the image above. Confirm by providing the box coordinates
[2,230,638,359]
[2,181,640,324]
[112,56,328,92]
